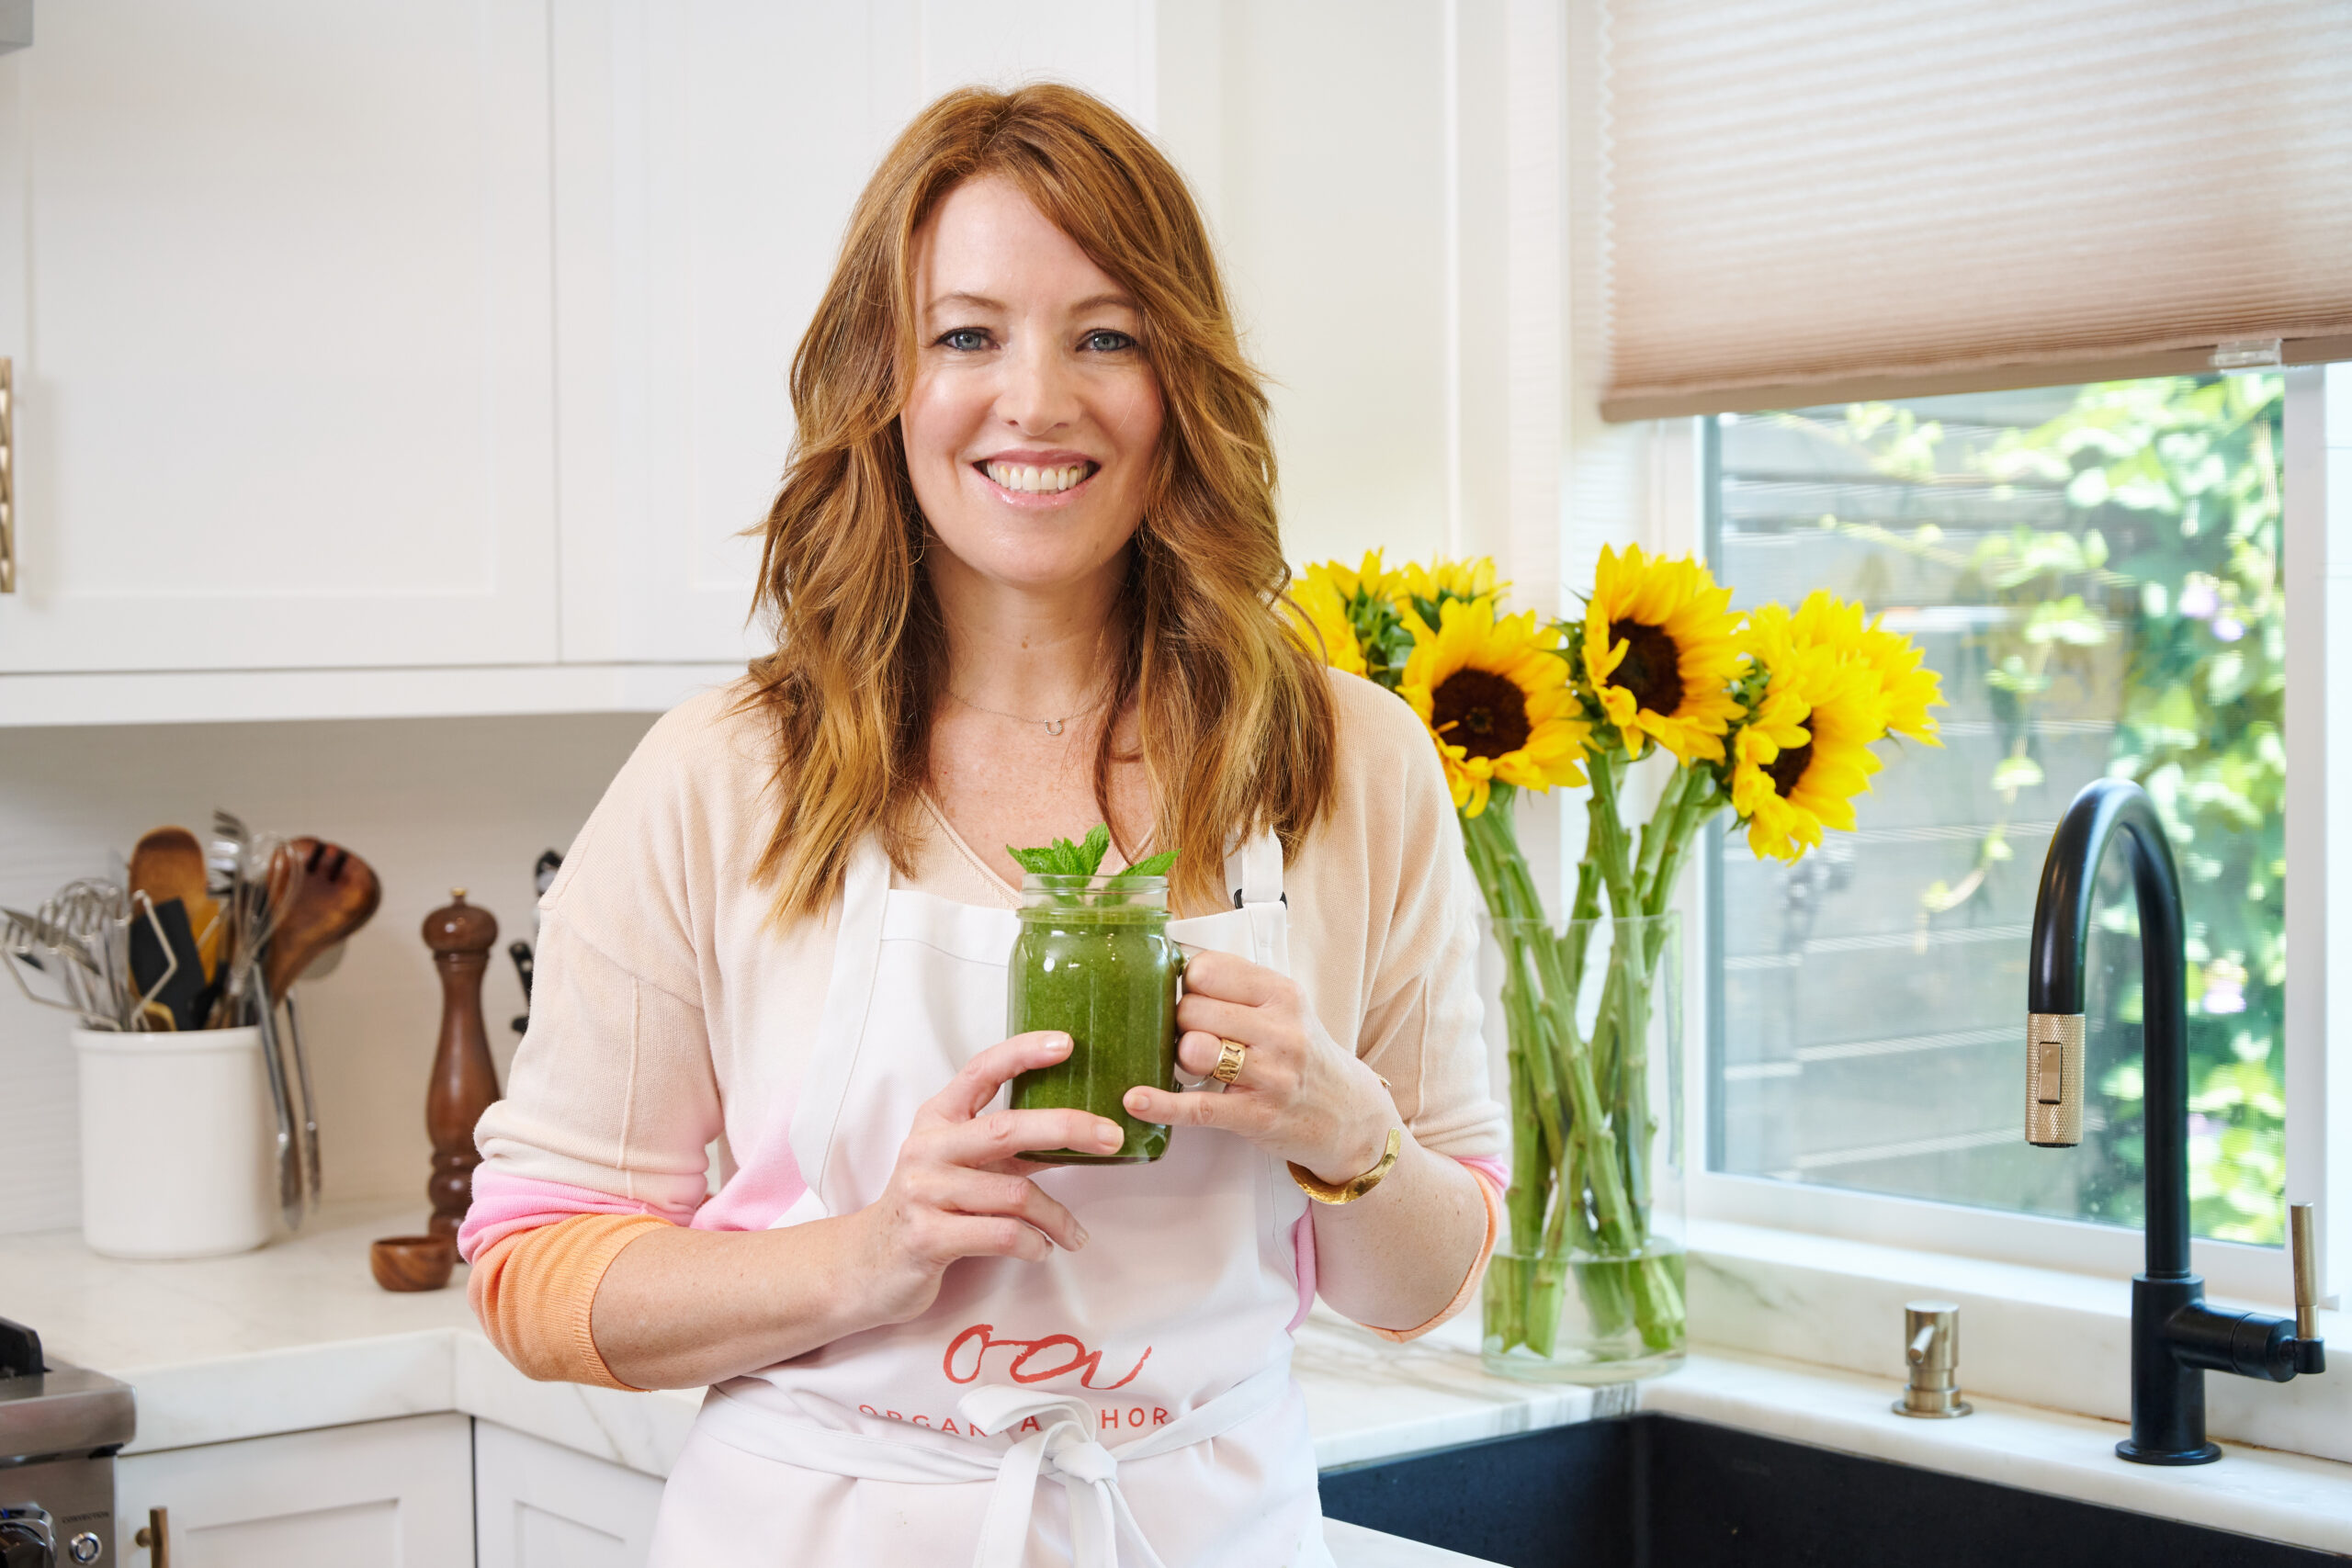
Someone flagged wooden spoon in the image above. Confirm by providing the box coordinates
[263,838,383,999]
[129,827,220,979]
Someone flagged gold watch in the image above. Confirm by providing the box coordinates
[1288,1127,1404,1205]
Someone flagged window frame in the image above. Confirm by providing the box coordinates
[1659,367,2345,1311]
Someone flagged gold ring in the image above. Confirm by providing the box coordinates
[1211,1038,1247,1085]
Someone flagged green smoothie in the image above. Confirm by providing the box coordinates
[1007,881,1180,1164]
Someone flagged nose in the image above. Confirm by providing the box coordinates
[994,333,1080,435]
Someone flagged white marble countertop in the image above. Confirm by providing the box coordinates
[10,1201,2352,1559]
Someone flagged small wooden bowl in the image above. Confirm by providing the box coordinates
[370,1235,456,1292]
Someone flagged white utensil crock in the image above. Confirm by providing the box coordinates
[75,1025,274,1258]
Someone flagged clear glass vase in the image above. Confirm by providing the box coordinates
[1479,911,1685,1382]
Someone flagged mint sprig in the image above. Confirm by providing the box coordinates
[1005,823,1177,884]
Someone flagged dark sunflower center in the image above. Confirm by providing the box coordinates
[1607,619,1685,715]
[1767,740,1815,799]
[1431,669,1532,761]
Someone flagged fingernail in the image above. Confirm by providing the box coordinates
[1073,1224,1091,1248]
[1052,1032,1073,1052]
[1098,1123,1124,1149]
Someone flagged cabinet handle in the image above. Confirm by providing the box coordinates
[0,355,14,593]
[133,1506,169,1568]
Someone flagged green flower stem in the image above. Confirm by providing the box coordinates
[1464,774,1694,1364]
[1586,754,1641,921]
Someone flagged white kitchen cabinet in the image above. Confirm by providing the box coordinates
[0,0,1166,714]
[0,0,560,676]
[474,1420,666,1568]
[115,1412,473,1568]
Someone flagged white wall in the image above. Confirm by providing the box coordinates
[0,713,655,1233]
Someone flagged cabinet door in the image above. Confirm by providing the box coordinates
[551,0,889,665]
[115,1413,473,1568]
[0,0,559,673]
[474,1420,665,1568]
[552,0,1158,664]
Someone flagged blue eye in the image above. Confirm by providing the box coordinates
[938,328,990,352]
[1084,330,1136,354]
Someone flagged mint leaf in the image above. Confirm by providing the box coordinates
[1077,823,1112,877]
[1006,844,1061,876]
[1109,849,1179,885]
[1008,822,1142,882]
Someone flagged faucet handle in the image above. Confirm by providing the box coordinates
[2291,1202,2323,1348]
[2025,1012,2085,1147]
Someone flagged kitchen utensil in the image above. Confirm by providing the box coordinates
[260,838,380,1209]
[130,826,220,980]
[277,988,320,1206]
[250,981,303,1228]
[262,838,381,999]
[508,939,533,1034]
[5,887,178,1031]
[4,908,104,1026]
[368,1235,456,1292]
[203,810,303,1228]
[128,897,207,1032]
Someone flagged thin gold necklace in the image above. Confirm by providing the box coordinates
[947,685,1114,737]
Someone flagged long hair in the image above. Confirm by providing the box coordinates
[744,83,1337,919]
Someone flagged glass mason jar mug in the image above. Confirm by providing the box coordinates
[1006,874,1182,1164]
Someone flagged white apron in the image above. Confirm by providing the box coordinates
[648,830,1334,1568]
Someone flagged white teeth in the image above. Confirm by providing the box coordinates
[984,461,1091,493]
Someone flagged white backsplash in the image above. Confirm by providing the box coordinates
[0,709,659,1235]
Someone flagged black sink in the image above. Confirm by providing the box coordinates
[1317,1414,2342,1566]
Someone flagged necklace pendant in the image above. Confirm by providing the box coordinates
[1045,718,1065,736]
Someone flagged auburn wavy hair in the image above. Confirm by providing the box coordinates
[743,83,1338,919]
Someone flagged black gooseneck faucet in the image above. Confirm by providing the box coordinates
[2028,777,2324,1464]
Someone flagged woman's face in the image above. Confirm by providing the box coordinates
[901,176,1164,597]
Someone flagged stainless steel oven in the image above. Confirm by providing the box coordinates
[0,1317,134,1567]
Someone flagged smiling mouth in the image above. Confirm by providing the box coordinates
[978,459,1098,495]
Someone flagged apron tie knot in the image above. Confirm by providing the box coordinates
[1046,1437,1119,1486]
[958,1389,1164,1568]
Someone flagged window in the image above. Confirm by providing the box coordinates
[1704,376,2288,1247]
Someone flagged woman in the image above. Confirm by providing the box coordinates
[460,84,1505,1567]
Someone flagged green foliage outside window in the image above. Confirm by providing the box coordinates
[1812,376,2286,1243]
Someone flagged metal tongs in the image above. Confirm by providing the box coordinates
[206,810,318,1231]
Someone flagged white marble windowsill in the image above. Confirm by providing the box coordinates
[7,1201,2352,1560]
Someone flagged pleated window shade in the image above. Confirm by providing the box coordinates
[1599,0,2352,421]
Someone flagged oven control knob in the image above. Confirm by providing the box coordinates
[68,1533,101,1563]
[0,1503,57,1568]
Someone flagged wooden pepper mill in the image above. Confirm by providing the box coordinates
[424,887,501,1240]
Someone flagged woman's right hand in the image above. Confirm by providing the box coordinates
[849,1030,1123,1327]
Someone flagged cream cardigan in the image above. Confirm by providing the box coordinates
[462,669,1507,1385]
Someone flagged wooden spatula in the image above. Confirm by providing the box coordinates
[130,827,220,980]
[263,838,383,999]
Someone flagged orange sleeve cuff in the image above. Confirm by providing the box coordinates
[1364,1165,1503,1345]
[468,1213,672,1390]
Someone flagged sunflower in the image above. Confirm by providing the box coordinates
[1730,601,1892,863]
[1303,551,1398,605]
[1580,545,1747,763]
[1400,599,1591,816]
[1393,556,1501,609]
[1283,573,1369,677]
[1787,590,1944,744]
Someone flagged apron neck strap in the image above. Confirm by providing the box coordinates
[1228,827,1284,910]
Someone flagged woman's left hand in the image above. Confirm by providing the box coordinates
[1122,949,1397,1184]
